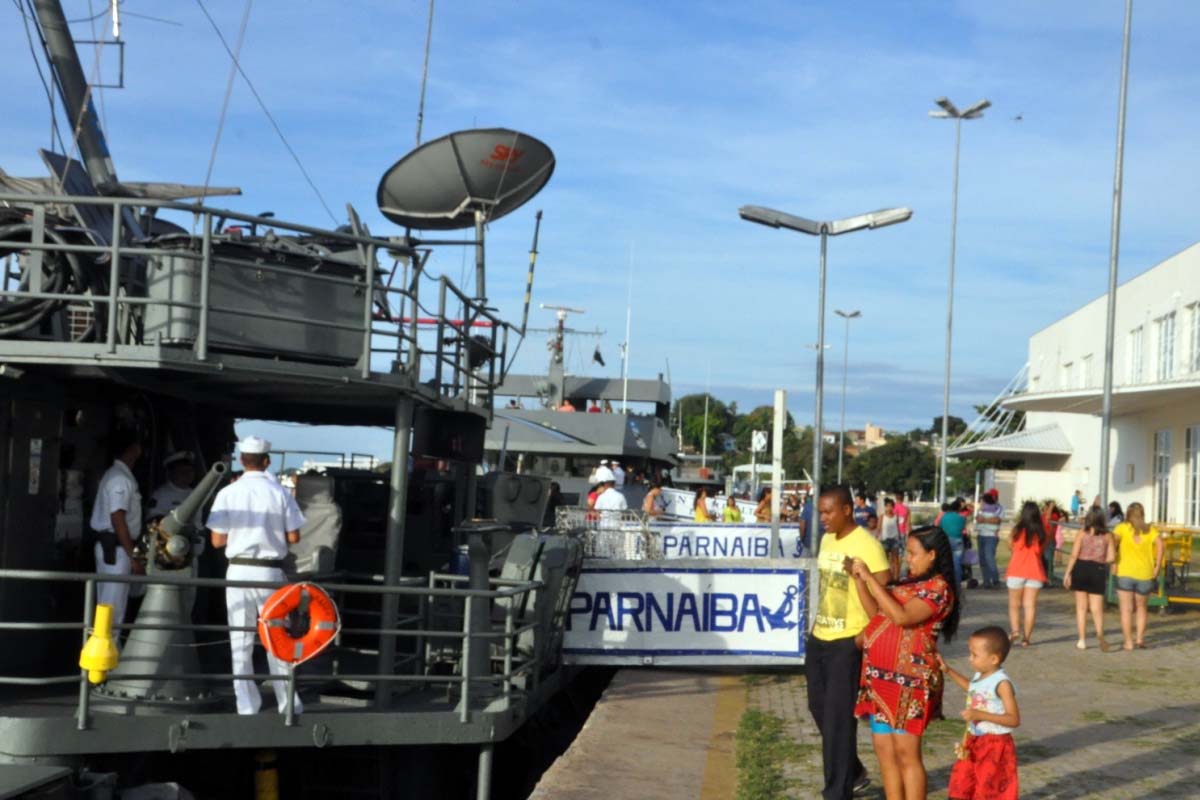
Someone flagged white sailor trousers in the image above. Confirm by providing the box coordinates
[92,542,131,631]
[225,564,304,715]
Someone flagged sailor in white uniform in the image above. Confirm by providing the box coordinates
[592,467,628,511]
[207,436,305,715]
[89,429,145,630]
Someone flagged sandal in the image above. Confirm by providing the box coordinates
[1021,637,1032,648]
[1099,638,1112,653]
[1010,630,1022,642]
[1135,641,1147,649]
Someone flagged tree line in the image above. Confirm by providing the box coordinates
[673,393,1003,497]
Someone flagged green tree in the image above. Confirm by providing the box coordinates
[672,393,734,453]
[844,438,936,495]
[930,415,967,438]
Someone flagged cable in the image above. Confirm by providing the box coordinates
[193,0,339,226]
[414,0,435,146]
[196,0,253,216]
[14,0,67,154]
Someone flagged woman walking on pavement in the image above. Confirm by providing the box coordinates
[1005,502,1047,647]
[974,489,1004,589]
[1113,502,1165,650]
[850,526,960,800]
[1062,506,1115,651]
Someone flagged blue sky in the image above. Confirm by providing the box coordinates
[6,1,1200,458]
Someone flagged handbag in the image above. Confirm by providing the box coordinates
[961,549,979,566]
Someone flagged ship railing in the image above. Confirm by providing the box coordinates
[554,507,662,559]
[0,568,544,730]
[0,194,513,412]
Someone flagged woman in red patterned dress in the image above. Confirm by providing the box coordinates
[849,525,961,800]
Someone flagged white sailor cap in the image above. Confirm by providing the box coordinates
[163,451,194,468]
[593,466,615,484]
[599,459,609,465]
[237,435,271,454]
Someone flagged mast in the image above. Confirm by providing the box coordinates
[32,0,120,189]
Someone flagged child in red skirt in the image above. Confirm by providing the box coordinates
[938,626,1020,800]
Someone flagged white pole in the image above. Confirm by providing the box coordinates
[771,389,786,557]
[837,315,851,483]
[622,245,633,412]
[701,362,711,468]
[1099,0,1133,511]
[939,116,962,505]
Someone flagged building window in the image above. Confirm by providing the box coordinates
[1061,361,1073,390]
[1154,429,1172,523]
[1128,325,1143,384]
[1189,303,1200,374]
[1188,426,1200,527]
[1156,312,1176,381]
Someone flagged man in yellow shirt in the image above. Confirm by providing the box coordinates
[808,485,890,799]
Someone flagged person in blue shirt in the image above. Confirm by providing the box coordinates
[938,498,969,586]
[853,493,876,528]
[1070,490,1084,519]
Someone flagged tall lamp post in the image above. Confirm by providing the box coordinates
[930,96,990,503]
[1099,0,1134,512]
[835,309,861,483]
[738,206,912,533]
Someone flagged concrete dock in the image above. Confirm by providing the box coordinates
[532,586,1200,798]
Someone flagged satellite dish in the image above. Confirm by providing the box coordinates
[377,128,555,230]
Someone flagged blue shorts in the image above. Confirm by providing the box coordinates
[868,717,911,735]
[1116,576,1155,595]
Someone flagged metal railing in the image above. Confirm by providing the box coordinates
[0,194,514,412]
[0,567,544,730]
[555,508,662,559]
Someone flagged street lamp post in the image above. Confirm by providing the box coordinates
[930,96,990,504]
[738,206,912,533]
[835,309,861,483]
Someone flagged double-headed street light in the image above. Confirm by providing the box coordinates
[738,205,912,526]
[929,96,990,503]
[835,309,861,483]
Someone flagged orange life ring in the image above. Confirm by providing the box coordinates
[257,582,340,664]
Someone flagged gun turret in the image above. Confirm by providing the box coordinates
[142,461,229,569]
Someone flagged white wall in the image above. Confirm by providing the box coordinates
[1026,242,1200,392]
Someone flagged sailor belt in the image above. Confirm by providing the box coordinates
[228,556,285,568]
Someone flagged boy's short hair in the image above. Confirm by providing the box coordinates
[971,625,1011,662]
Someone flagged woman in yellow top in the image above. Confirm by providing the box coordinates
[722,495,743,523]
[693,487,714,522]
[1112,502,1165,650]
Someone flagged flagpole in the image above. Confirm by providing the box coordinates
[622,244,633,412]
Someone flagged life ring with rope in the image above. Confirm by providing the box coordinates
[257,582,340,664]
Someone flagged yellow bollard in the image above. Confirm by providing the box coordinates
[254,750,279,800]
[78,603,119,684]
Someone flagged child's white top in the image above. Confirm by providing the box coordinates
[967,668,1015,735]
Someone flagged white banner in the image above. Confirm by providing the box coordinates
[649,522,807,559]
[563,559,811,665]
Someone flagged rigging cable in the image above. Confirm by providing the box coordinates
[14,0,67,155]
[414,0,435,146]
[196,0,253,215]
[85,0,109,138]
[194,0,339,226]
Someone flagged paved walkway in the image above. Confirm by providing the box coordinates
[532,585,1200,798]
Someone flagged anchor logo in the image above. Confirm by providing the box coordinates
[761,585,800,631]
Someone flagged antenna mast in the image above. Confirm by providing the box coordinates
[540,304,584,408]
[414,0,435,146]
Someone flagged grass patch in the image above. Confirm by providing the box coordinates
[1080,709,1110,723]
[735,708,797,800]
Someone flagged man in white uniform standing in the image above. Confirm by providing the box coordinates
[90,429,145,630]
[148,451,197,522]
[207,436,305,715]
[592,467,627,512]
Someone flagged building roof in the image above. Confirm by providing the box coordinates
[947,423,1072,459]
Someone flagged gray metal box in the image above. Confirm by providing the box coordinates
[143,242,366,365]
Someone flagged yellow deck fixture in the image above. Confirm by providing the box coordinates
[79,603,119,684]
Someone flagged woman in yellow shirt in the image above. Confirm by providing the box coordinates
[1112,502,1165,650]
[693,487,714,522]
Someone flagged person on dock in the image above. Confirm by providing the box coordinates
[940,626,1021,800]
[1112,502,1165,650]
[754,487,773,523]
[592,467,627,512]
[90,428,145,634]
[642,480,665,518]
[974,489,1003,589]
[809,485,890,799]
[1005,502,1047,648]
[850,525,960,800]
[1062,506,1115,651]
[722,494,743,523]
[879,498,902,581]
[207,435,305,716]
[693,486,714,522]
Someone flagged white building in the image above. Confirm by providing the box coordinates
[950,242,1200,525]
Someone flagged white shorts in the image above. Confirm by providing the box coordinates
[1006,577,1044,590]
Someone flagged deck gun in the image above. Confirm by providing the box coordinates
[137,461,228,571]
